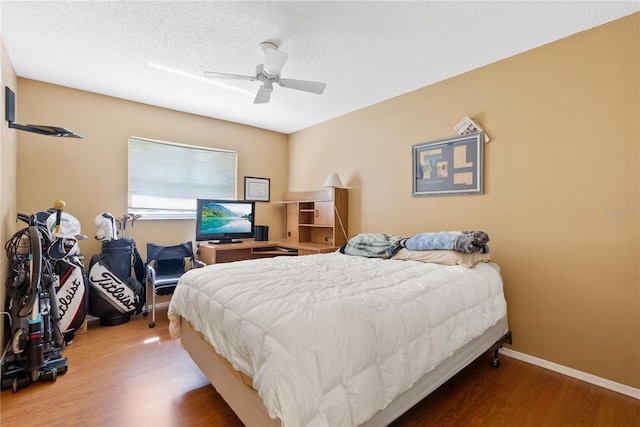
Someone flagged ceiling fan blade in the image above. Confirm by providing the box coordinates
[263,48,289,77]
[278,79,326,94]
[254,84,271,104]
[204,71,257,81]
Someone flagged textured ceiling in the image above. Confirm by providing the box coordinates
[1,1,638,134]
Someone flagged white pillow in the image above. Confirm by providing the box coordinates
[391,248,491,268]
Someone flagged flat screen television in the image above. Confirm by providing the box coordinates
[195,199,255,243]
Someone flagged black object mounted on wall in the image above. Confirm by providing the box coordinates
[5,86,83,138]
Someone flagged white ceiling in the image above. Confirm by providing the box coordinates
[1,1,638,134]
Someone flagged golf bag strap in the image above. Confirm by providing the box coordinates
[132,242,145,284]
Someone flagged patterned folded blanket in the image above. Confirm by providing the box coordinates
[404,231,490,253]
[340,233,404,258]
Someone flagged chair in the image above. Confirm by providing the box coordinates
[144,241,204,328]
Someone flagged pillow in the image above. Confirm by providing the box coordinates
[391,248,490,268]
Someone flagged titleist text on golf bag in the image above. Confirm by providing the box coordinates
[88,238,145,326]
[53,256,88,344]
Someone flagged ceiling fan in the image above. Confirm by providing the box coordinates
[204,42,326,104]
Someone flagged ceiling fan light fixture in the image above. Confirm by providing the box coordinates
[204,41,327,104]
[259,41,279,54]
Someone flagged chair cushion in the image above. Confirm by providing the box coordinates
[154,273,183,287]
[154,274,180,296]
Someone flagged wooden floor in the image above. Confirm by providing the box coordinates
[1,310,638,426]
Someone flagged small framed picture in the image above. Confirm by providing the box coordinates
[244,176,270,202]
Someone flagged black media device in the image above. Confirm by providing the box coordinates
[195,199,255,244]
[254,225,269,241]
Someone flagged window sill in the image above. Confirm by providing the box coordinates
[127,210,196,220]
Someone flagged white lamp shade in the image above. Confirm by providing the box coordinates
[323,173,344,187]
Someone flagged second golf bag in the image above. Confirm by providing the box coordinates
[41,210,89,344]
[88,236,145,326]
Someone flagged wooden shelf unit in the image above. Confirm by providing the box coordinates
[280,188,348,248]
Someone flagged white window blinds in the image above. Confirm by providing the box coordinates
[128,137,237,219]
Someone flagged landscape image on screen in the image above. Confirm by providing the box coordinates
[199,202,253,233]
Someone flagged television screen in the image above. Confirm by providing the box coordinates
[195,199,255,243]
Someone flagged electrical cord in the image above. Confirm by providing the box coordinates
[4,224,53,316]
[5,228,31,301]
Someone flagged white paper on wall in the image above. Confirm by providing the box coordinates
[455,116,490,143]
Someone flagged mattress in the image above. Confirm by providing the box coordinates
[168,252,507,426]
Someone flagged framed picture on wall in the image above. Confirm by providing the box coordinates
[244,176,270,202]
[412,132,484,197]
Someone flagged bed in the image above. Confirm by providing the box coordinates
[168,250,509,426]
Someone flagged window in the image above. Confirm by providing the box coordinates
[128,137,237,219]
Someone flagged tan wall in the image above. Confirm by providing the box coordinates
[14,79,288,261]
[1,39,19,343]
[289,14,639,388]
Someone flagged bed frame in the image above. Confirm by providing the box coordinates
[180,316,511,426]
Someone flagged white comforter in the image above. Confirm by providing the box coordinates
[168,252,506,426]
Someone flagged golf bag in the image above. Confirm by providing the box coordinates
[36,209,88,344]
[88,238,145,326]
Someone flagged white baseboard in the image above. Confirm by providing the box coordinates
[147,301,170,311]
[500,348,640,400]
